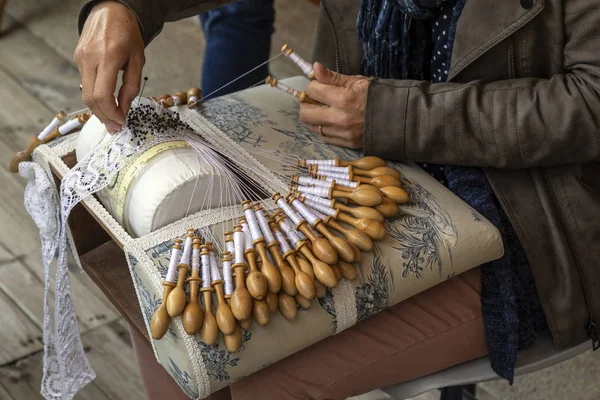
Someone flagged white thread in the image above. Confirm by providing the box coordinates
[201,252,211,289]
[192,248,200,272]
[320,171,350,181]
[288,52,314,77]
[274,230,292,253]
[210,252,221,282]
[38,117,62,141]
[165,247,181,283]
[172,95,183,106]
[255,208,276,244]
[226,240,235,255]
[241,222,253,251]
[272,81,299,97]
[305,159,336,166]
[310,207,328,221]
[302,194,333,207]
[189,95,199,104]
[276,198,303,226]
[291,199,319,226]
[180,235,194,266]
[298,175,330,188]
[243,208,263,241]
[233,230,245,264]
[317,165,351,175]
[304,198,338,217]
[298,185,330,198]
[320,176,358,188]
[279,218,302,248]
[222,258,234,295]
[57,118,82,136]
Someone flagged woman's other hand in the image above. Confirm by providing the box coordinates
[299,62,370,149]
[74,1,145,133]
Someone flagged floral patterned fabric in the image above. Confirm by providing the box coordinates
[32,77,504,399]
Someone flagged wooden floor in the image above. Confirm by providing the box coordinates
[0,1,597,399]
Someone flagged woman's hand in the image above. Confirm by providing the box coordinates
[299,63,370,149]
[74,1,145,133]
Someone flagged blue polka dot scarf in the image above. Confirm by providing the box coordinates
[357,0,463,80]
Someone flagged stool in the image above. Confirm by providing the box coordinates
[381,333,591,400]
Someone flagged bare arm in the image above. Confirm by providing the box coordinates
[74,0,236,132]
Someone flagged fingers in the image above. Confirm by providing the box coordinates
[305,80,348,107]
[117,53,145,117]
[313,62,350,87]
[95,61,126,126]
[322,135,363,149]
[299,103,343,126]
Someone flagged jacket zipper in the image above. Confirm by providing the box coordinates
[509,36,517,78]
[540,169,599,351]
[320,0,341,73]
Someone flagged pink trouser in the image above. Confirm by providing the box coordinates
[131,267,486,400]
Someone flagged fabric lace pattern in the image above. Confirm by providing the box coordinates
[20,101,192,400]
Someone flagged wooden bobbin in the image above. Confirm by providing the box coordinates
[332,185,383,207]
[166,230,195,317]
[374,197,400,218]
[289,193,355,263]
[150,239,182,340]
[336,211,387,241]
[253,298,271,326]
[255,204,298,297]
[325,216,374,252]
[239,317,253,331]
[270,221,316,300]
[280,44,316,79]
[273,211,338,288]
[273,193,339,265]
[296,239,337,289]
[266,291,279,314]
[224,323,243,353]
[210,247,237,336]
[231,225,254,320]
[200,245,219,345]
[278,292,298,322]
[243,229,268,301]
[333,201,385,222]
[172,91,188,106]
[338,156,386,170]
[380,186,410,204]
[331,264,343,281]
[350,241,364,263]
[353,166,401,180]
[213,277,237,335]
[242,201,282,294]
[157,94,174,108]
[314,280,327,299]
[338,261,358,281]
[295,293,313,310]
[182,237,204,335]
[187,88,202,109]
[9,110,68,173]
[353,174,402,188]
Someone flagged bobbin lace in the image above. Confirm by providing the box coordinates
[22,101,194,400]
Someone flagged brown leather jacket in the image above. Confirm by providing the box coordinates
[79,0,600,351]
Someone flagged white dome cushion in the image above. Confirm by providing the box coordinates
[76,114,228,238]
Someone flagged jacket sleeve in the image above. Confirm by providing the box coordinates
[78,0,237,46]
[364,2,600,168]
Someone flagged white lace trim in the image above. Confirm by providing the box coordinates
[331,279,357,334]
[25,104,354,400]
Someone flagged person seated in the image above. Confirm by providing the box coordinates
[74,0,600,399]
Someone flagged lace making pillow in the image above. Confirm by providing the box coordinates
[76,112,233,237]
